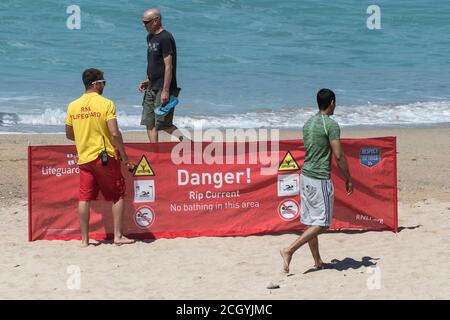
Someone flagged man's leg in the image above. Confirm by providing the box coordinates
[146,125,158,143]
[280,225,328,273]
[308,236,325,268]
[141,89,157,143]
[163,125,184,141]
[78,201,90,247]
[112,198,135,245]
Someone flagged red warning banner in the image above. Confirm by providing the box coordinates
[28,137,397,241]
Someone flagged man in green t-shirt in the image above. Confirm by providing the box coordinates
[280,89,353,273]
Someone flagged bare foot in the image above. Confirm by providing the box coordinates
[80,241,89,248]
[314,262,331,270]
[280,249,292,273]
[314,259,324,269]
[114,236,135,246]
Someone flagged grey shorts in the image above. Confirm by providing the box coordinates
[141,88,180,130]
[300,174,334,227]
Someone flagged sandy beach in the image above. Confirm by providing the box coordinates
[0,127,449,299]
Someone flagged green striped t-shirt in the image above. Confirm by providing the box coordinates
[302,114,341,180]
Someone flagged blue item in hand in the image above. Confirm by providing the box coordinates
[154,96,179,116]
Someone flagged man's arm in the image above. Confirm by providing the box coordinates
[330,139,353,195]
[65,124,75,141]
[106,119,128,164]
[161,54,173,104]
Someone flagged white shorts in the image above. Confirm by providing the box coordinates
[300,174,334,227]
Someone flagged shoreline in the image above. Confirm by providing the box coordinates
[2,121,450,135]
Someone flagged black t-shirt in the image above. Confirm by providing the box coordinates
[146,30,178,91]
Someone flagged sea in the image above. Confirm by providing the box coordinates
[1,0,450,133]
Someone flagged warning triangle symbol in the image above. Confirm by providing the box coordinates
[133,155,155,177]
[278,151,300,172]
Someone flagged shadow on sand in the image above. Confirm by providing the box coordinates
[86,238,156,247]
[303,256,380,274]
[325,225,422,235]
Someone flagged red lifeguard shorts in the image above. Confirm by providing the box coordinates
[79,155,125,202]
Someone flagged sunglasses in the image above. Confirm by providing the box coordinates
[143,17,158,25]
[92,80,106,86]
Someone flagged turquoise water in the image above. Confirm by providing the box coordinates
[1,0,450,132]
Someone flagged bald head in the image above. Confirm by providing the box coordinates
[143,8,160,21]
[142,8,162,33]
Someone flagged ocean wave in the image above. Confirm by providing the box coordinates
[0,96,42,102]
[0,112,19,126]
[15,109,67,126]
[82,12,117,30]
[6,40,35,49]
[2,101,450,132]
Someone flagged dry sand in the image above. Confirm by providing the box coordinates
[0,127,449,299]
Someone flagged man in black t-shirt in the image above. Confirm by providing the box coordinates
[138,8,183,142]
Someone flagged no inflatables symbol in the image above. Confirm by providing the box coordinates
[278,199,300,221]
[134,207,155,229]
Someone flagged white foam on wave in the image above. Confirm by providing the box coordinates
[16,108,67,126]
[6,40,35,49]
[5,101,450,132]
[0,96,42,102]
[176,101,450,129]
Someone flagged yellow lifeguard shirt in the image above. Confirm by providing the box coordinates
[65,92,117,165]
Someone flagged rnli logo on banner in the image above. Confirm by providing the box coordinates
[360,147,381,168]
[278,199,300,221]
[66,153,79,166]
[134,207,155,229]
